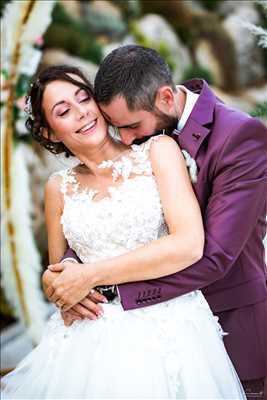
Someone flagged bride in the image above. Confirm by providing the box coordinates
[1,65,245,399]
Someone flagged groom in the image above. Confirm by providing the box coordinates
[45,45,267,398]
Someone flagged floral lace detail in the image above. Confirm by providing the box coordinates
[51,136,168,263]
[97,138,157,181]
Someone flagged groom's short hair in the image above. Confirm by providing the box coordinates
[94,45,176,111]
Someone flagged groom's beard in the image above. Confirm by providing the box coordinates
[153,107,178,135]
[133,108,178,145]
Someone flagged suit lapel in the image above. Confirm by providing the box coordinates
[173,79,217,161]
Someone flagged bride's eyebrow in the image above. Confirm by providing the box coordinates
[50,88,86,114]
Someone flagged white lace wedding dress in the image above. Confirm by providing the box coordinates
[2,138,245,399]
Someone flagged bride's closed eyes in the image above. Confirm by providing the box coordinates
[55,89,92,118]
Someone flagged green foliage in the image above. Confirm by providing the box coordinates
[16,74,31,98]
[182,65,214,84]
[250,102,267,120]
[197,0,220,12]
[174,24,195,47]
[111,0,141,21]
[44,3,103,64]
[129,22,176,72]
[0,0,10,18]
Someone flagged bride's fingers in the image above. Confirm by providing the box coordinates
[87,290,108,304]
[49,292,60,304]
[46,285,55,300]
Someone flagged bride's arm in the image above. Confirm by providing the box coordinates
[91,135,204,282]
[48,136,204,309]
[44,176,67,265]
[43,176,105,320]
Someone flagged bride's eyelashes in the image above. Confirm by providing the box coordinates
[57,96,91,118]
[58,109,70,117]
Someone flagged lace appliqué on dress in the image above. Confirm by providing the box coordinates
[52,136,168,264]
[97,136,159,182]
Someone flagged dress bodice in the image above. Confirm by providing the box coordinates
[54,137,168,263]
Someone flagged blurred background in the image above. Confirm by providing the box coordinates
[1,0,267,374]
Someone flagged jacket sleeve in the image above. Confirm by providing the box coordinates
[60,247,82,263]
[118,117,267,310]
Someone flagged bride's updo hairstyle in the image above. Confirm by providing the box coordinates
[25,65,94,157]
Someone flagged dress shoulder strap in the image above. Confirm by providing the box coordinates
[49,168,80,197]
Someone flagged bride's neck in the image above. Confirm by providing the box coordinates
[76,137,128,176]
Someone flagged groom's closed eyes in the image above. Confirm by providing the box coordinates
[100,109,140,130]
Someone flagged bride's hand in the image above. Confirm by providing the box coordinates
[46,262,99,311]
[42,269,60,300]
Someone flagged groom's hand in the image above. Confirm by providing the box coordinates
[61,291,106,326]
[65,291,106,321]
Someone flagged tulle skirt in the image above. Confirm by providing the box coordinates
[1,291,245,399]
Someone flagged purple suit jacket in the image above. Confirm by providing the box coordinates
[62,80,267,380]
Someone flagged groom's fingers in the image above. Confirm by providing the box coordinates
[66,308,84,319]
[71,303,99,320]
[61,311,81,326]
[78,298,104,318]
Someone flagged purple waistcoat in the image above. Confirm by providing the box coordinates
[62,79,267,380]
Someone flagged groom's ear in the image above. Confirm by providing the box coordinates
[155,86,175,112]
[41,127,61,143]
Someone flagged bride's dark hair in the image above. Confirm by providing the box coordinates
[25,65,94,157]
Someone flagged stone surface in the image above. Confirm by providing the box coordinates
[222,2,265,87]
[131,14,191,82]
[243,84,267,105]
[89,0,122,21]
[41,49,98,81]
[212,86,255,114]
[83,0,125,38]
[195,40,225,88]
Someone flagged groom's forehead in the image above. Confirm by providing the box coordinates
[99,97,147,125]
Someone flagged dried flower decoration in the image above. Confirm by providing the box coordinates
[24,95,34,120]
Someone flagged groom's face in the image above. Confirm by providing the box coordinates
[99,96,177,145]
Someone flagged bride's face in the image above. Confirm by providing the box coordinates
[42,77,108,153]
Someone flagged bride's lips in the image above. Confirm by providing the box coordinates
[76,119,97,135]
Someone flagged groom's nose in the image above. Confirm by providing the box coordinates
[119,130,136,145]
